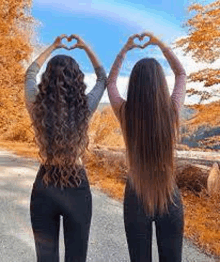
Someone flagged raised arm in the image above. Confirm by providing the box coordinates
[107,34,142,119]
[107,48,126,119]
[158,41,186,112]
[25,34,69,113]
[25,61,40,109]
[141,32,187,112]
[68,35,107,116]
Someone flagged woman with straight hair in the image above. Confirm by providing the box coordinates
[107,32,186,262]
[25,34,106,262]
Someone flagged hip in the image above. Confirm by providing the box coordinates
[124,179,183,217]
[32,165,90,192]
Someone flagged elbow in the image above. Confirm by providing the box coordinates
[25,67,31,79]
[96,66,107,81]
[97,73,107,82]
[97,75,107,89]
[104,77,107,89]
[25,72,30,83]
[177,68,187,77]
[175,70,187,82]
[26,62,40,77]
[106,81,112,93]
[103,75,108,85]
[96,76,107,91]
[181,68,187,77]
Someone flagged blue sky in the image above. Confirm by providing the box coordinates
[31,0,219,105]
[32,0,192,75]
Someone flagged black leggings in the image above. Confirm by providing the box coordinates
[124,180,184,262]
[30,166,92,262]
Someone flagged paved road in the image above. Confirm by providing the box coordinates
[0,150,217,261]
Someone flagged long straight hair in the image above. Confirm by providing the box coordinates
[121,58,179,215]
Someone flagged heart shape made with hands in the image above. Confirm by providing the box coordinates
[133,35,151,49]
[59,34,152,50]
[60,36,78,50]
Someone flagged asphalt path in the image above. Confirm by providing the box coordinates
[0,150,217,262]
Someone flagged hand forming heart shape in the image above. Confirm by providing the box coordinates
[53,34,86,50]
[53,34,83,50]
[62,36,78,50]
[133,34,151,49]
[54,32,156,51]
[67,34,86,50]
[124,33,153,51]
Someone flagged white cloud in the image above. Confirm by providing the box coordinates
[169,46,220,104]
[173,46,220,74]
[84,73,128,103]
[84,64,219,105]
[35,64,219,106]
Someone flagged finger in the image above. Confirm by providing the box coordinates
[127,44,141,50]
[139,35,145,41]
[139,33,151,41]
[69,34,80,41]
[56,44,68,50]
[140,43,150,49]
[68,43,79,50]
[60,44,70,50]
[130,33,140,40]
[140,31,153,38]
[142,40,152,48]
[133,44,143,49]
[59,34,68,39]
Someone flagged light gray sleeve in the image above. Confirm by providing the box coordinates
[87,66,107,116]
[25,62,40,104]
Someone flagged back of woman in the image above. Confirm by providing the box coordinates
[107,32,186,262]
[32,54,90,187]
[25,34,106,262]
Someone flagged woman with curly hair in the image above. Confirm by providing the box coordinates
[25,34,106,262]
[107,32,186,261]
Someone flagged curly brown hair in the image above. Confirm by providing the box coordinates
[31,55,90,188]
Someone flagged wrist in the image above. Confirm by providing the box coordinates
[158,41,168,51]
[82,43,91,51]
[117,53,123,59]
[122,46,128,52]
[119,48,127,57]
[50,44,57,51]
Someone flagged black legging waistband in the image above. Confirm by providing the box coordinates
[33,165,89,189]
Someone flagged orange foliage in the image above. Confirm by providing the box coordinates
[88,106,125,148]
[189,68,220,87]
[177,0,220,63]
[0,0,35,142]
[183,191,220,256]
[176,0,220,87]
[83,149,126,200]
[84,106,126,199]
[188,101,220,127]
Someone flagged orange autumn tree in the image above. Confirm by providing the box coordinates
[176,0,220,101]
[0,0,36,142]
